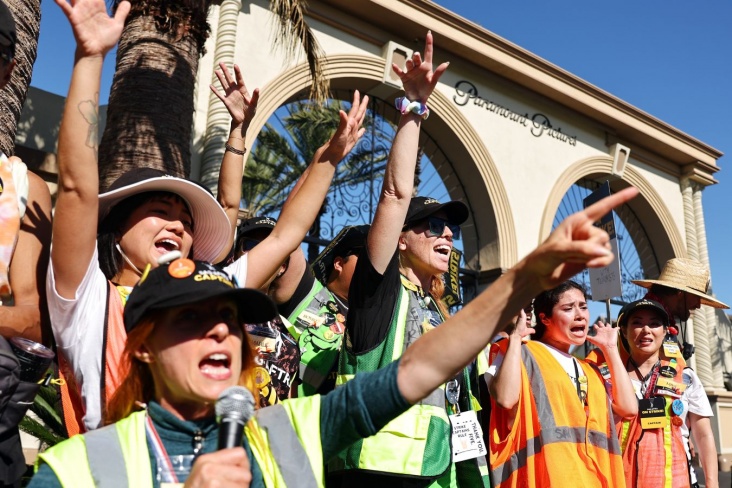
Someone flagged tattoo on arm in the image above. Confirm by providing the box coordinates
[78,93,100,155]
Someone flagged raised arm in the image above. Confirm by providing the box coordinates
[586,321,638,418]
[51,0,129,298]
[0,171,52,343]
[209,63,259,264]
[367,31,448,273]
[489,310,534,409]
[244,91,368,289]
[397,187,639,404]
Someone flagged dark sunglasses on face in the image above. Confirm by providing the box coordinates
[425,216,461,240]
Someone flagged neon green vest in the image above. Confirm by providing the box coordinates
[286,279,344,396]
[331,278,489,486]
[37,396,324,487]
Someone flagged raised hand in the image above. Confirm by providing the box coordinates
[320,90,369,165]
[508,309,535,339]
[392,31,449,103]
[524,186,639,290]
[210,63,260,136]
[587,321,619,351]
[54,0,130,58]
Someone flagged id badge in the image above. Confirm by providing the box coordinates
[449,410,487,462]
[639,397,667,429]
[662,340,682,359]
[655,376,688,398]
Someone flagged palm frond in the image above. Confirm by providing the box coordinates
[269,0,329,102]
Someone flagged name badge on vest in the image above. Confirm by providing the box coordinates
[161,484,184,488]
[662,340,682,359]
[639,396,667,429]
[449,410,487,462]
[655,376,687,398]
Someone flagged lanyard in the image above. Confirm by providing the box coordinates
[629,359,661,399]
[572,359,584,404]
[146,415,179,484]
[145,416,204,484]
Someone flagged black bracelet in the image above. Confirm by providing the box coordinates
[225,142,246,156]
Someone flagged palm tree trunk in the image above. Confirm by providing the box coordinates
[98,1,212,191]
[0,0,40,157]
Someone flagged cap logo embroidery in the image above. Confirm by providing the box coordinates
[424,198,440,205]
[193,269,234,288]
[168,258,196,278]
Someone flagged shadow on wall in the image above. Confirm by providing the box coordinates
[715,306,732,392]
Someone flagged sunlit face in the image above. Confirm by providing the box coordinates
[117,195,194,273]
[139,297,243,419]
[623,308,666,358]
[399,211,455,276]
[540,288,589,348]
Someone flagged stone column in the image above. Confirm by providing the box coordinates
[693,183,725,388]
[680,177,698,372]
[199,0,242,193]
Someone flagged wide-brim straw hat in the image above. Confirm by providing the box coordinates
[632,257,729,309]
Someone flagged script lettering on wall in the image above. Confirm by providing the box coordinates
[453,80,577,147]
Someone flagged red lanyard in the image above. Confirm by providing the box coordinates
[630,359,660,399]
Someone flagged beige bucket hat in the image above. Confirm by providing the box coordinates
[632,257,729,309]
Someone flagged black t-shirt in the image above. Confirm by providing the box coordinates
[277,267,317,319]
[346,249,402,354]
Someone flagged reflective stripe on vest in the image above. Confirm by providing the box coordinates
[37,410,153,488]
[255,403,319,488]
[84,425,128,488]
[333,279,478,480]
[611,344,691,488]
[490,341,623,487]
[39,397,325,488]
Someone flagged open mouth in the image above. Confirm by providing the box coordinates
[570,325,586,336]
[199,353,232,380]
[156,238,181,254]
[637,337,654,347]
[434,244,451,257]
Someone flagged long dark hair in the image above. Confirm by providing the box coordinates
[532,280,587,340]
[98,191,193,280]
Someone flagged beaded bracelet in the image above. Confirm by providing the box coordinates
[225,142,247,156]
[395,96,430,119]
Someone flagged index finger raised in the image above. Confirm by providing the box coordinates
[583,187,638,222]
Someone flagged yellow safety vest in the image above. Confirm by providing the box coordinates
[37,396,323,487]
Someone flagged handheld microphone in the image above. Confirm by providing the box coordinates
[215,386,255,450]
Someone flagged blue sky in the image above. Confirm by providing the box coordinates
[31,1,732,310]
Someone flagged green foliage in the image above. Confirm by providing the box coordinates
[18,384,67,449]
[241,99,392,220]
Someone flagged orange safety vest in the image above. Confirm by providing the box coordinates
[489,340,625,488]
[587,342,690,488]
[59,282,128,437]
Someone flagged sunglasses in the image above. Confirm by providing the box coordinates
[413,216,461,240]
[0,49,12,65]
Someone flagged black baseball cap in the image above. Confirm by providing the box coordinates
[617,299,669,329]
[0,1,15,58]
[238,216,277,236]
[312,225,369,284]
[124,259,278,332]
[403,196,469,228]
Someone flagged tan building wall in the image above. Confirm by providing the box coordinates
[15,0,732,469]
